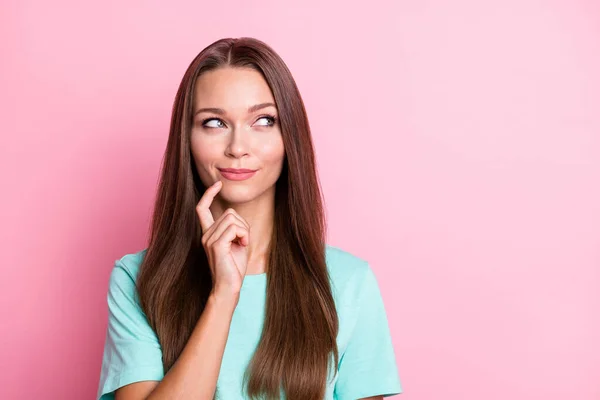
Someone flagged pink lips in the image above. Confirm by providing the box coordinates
[217,168,257,181]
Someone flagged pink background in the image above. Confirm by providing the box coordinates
[1,1,599,399]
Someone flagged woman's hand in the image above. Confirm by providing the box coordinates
[196,180,250,300]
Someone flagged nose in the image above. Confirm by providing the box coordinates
[225,125,250,158]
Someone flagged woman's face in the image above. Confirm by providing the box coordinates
[190,67,285,205]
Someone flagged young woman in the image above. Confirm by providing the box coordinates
[97,37,402,400]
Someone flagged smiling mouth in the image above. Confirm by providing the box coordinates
[217,168,258,181]
[217,168,257,173]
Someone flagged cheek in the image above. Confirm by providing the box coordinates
[190,135,220,165]
[190,137,223,184]
[254,134,285,163]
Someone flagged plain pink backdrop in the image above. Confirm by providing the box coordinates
[1,0,599,399]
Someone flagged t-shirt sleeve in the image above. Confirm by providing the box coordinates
[334,263,403,399]
[97,258,165,400]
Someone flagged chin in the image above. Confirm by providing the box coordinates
[218,184,258,204]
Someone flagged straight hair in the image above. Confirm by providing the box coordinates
[136,37,339,399]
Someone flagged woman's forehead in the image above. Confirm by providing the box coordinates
[193,67,275,110]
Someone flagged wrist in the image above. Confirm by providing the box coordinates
[209,288,239,309]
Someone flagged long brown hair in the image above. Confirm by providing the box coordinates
[136,37,339,400]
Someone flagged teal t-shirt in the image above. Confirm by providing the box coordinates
[97,244,402,399]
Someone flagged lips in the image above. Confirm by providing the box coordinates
[217,168,257,173]
[217,168,258,181]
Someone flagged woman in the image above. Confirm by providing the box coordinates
[97,37,402,400]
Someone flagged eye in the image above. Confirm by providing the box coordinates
[201,118,225,129]
[255,115,277,127]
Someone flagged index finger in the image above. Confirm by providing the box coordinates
[196,180,223,233]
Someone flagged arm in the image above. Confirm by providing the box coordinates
[113,181,251,399]
[334,263,402,399]
[115,291,239,400]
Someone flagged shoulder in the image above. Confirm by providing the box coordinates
[105,249,159,339]
[110,249,148,283]
[110,245,373,298]
[325,244,369,276]
[325,244,376,303]
[106,249,148,306]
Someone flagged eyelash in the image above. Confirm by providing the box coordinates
[200,115,277,129]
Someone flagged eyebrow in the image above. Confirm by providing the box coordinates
[194,102,277,117]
